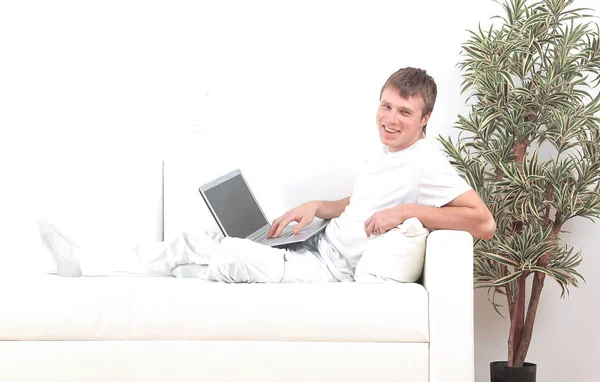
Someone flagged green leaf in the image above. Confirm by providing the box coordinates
[479,251,520,267]
[491,271,523,287]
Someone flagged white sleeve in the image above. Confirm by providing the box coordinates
[417,157,472,208]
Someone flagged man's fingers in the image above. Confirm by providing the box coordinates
[365,219,376,237]
[293,217,310,234]
[268,217,283,238]
[364,217,372,231]
[274,217,295,238]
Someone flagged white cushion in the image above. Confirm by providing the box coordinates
[0,155,163,274]
[354,218,429,283]
[0,276,429,342]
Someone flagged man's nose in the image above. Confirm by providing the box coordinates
[386,111,398,124]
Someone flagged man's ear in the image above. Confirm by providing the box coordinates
[421,112,431,127]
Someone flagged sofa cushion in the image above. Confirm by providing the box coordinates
[355,218,430,283]
[0,275,429,342]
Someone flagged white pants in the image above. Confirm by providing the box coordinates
[76,231,337,283]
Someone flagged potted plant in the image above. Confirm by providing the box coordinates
[438,0,600,380]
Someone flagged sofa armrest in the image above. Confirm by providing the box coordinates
[423,230,474,382]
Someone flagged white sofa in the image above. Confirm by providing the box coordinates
[0,157,474,382]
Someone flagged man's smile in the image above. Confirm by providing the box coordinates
[383,125,399,133]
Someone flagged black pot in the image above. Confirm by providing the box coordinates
[490,361,537,382]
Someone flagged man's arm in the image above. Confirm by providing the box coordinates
[406,190,495,239]
[268,196,350,238]
[364,190,495,240]
[315,197,351,219]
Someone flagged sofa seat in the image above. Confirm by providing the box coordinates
[0,275,428,342]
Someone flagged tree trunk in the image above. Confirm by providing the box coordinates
[506,139,529,366]
[512,228,558,366]
[513,139,529,164]
[508,274,526,366]
[514,269,546,366]
[504,137,533,366]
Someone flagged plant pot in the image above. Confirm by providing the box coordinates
[490,361,537,382]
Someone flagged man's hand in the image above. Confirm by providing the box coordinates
[267,201,318,238]
[364,205,410,237]
[364,191,496,240]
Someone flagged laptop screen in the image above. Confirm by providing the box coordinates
[203,173,269,239]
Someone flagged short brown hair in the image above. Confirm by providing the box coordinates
[380,67,437,135]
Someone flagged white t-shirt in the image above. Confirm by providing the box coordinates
[318,138,472,281]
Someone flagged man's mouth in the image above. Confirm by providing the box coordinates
[383,125,399,134]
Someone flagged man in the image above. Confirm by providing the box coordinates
[40,67,495,282]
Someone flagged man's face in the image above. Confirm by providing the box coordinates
[376,87,430,152]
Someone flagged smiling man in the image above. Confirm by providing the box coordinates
[41,67,495,282]
[267,67,496,282]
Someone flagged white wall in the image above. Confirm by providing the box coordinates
[1,1,598,381]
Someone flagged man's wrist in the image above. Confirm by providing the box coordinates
[312,200,323,217]
[397,203,418,223]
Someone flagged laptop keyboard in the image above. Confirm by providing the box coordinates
[254,226,295,245]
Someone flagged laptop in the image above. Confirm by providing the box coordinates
[198,169,330,247]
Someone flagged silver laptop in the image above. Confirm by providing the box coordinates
[198,169,329,247]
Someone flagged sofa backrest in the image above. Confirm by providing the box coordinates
[0,155,163,274]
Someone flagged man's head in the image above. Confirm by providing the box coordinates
[376,67,437,152]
